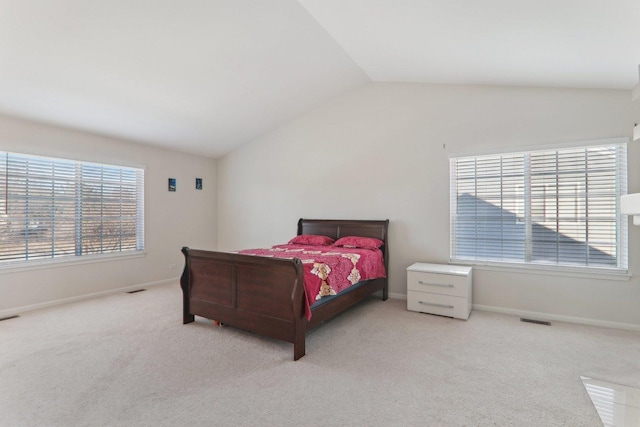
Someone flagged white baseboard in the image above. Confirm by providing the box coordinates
[387,292,640,332]
[473,304,640,332]
[0,277,178,318]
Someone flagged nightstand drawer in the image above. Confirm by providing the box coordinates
[407,291,470,320]
[407,271,469,297]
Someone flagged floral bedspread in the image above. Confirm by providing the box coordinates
[238,244,386,320]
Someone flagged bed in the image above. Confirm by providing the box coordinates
[180,218,389,360]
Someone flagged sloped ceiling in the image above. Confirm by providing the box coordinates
[0,0,368,157]
[299,0,640,89]
[1,0,639,158]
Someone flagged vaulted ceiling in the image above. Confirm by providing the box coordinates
[1,0,639,158]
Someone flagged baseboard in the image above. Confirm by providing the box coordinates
[473,304,640,332]
[0,277,179,318]
[388,292,407,300]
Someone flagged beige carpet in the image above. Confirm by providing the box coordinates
[1,283,639,426]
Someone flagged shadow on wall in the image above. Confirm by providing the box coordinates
[454,193,615,267]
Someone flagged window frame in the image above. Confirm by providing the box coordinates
[0,151,145,269]
[449,138,628,276]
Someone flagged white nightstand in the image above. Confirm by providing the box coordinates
[406,263,472,320]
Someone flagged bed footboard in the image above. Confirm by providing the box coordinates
[180,247,308,359]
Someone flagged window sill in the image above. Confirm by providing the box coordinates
[450,259,631,282]
[0,251,147,275]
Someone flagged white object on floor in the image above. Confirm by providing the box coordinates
[582,376,640,426]
[406,262,472,320]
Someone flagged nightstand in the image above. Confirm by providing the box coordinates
[406,263,472,320]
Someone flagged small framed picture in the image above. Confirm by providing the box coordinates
[168,178,176,192]
[195,178,202,190]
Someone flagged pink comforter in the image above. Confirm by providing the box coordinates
[238,244,386,320]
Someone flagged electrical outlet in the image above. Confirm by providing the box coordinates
[169,264,178,269]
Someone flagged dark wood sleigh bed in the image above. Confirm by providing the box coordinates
[180,218,389,360]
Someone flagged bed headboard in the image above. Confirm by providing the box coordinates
[297,218,390,272]
[297,218,388,242]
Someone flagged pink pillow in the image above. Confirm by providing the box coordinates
[333,236,384,250]
[288,234,335,246]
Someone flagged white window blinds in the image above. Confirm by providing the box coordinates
[450,143,627,271]
[0,152,144,265]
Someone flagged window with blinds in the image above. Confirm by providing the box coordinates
[450,142,627,271]
[0,152,144,265]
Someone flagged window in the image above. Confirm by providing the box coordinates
[450,141,627,271]
[0,152,144,265]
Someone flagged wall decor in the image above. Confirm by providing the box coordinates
[168,178,176,192]
[195,178,202,190]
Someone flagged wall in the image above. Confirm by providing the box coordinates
[217,82,640,328]
[0,115,217,315]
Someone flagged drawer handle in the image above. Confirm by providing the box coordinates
[418,281,453,287]
[419,301,454,309]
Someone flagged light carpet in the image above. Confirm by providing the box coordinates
[1,283,640,426]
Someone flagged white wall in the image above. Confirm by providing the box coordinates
[217,82,640,328]
[0,115,217,314]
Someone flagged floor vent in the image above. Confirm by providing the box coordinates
[126,289,146,294]
[520,318,551,326]
[0,315,20,322]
